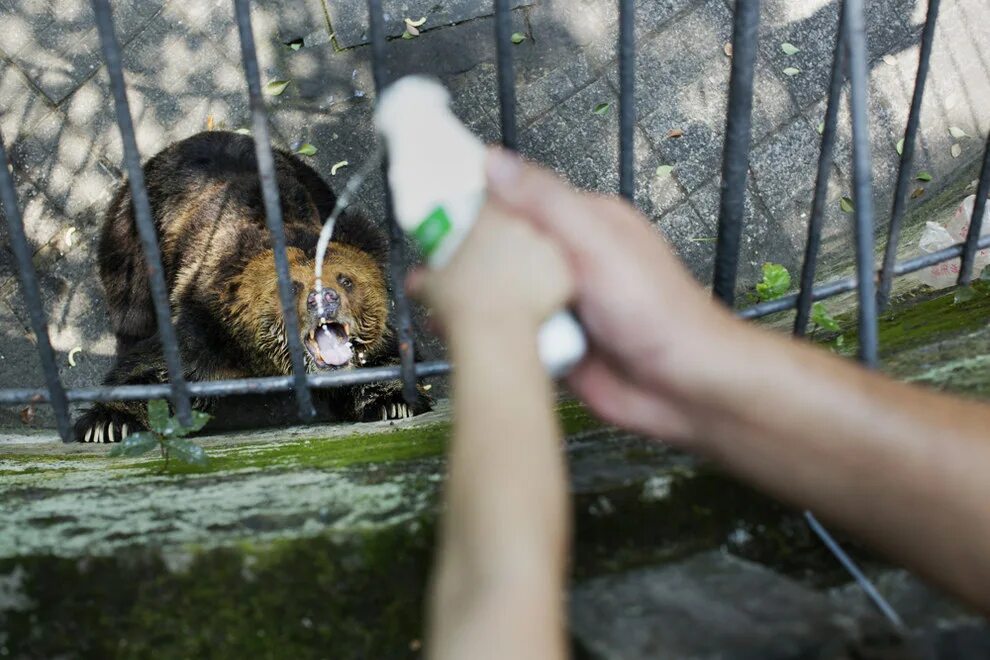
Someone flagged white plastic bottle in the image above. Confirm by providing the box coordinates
[375,75,586,377]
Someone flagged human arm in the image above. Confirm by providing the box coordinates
[484,148,990,615]
[411,207,572,660]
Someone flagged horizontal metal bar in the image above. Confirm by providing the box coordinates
[740,233,990,320]
[0,362,451,406]
[91,0,193,426]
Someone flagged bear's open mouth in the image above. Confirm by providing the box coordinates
[305,321,353,369]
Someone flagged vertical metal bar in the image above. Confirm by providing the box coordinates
[804,512,905,629]
[0,132,73,442]
[494,0,518,150]
[794,3,847,336]
[91,0,192,425]
[618,0,635,201]
[877,0,941,309]
[844,0,879,368]
[233,0,315,420]
[958,134,990,286]
[368,0,419,406]
[712,0,760,306]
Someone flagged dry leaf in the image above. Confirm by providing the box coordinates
[896,138,904,155]
[402,30,415,39]
[882,54,897,66]
[331,160,349,176]
[816,121,825,135]
[783,66,801,76]
[405,16,427,27]
[910,187,925,199]
[206,115,215,130]
[68,346,82,367]
[64,226,76,247]
[949,126,968,139]
[723,43,733,58]
[655,164,674,178]
[667,128,684,139]
[951,143,962,158]
[840,196,855,213]
[780,42,800,55]
[406,25,420,36]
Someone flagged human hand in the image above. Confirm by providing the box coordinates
[407,201,574,339]
[483,148,745,443]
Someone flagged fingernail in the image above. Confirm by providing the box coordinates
[485,148,521,191]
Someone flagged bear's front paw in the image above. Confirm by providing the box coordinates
[362,387,433,422]
[74,407,143,443]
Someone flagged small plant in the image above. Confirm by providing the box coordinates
[811,301,845,349]
[109,400,210,470]
[755,263,791,302]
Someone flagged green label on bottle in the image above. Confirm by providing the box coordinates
[414,206,453,257]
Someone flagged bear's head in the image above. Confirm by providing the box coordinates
[229,217,390,375]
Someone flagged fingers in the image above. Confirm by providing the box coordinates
[567,355,695,443]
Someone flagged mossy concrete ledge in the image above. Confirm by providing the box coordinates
[4,284,990,658]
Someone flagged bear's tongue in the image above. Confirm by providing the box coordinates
[316,326,353,366]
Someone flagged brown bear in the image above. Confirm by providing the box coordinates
[75,130,429,443]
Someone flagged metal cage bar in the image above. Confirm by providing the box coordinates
[494,0,518,150]
[794,2,847,337]
[233,0,316,421]
[91,0,193,426]
[618,0,635,201]
[844,0,880,368]
[713,0,760,306]
[878,0,941,310]
[368,0,419,406]
[0,131,73,442]
[958,134,990,286]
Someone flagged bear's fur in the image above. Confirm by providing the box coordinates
[75,131,429,443]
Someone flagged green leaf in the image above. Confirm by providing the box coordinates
[401,30,415,39]
[951,143,962,158]
[265,80,291,96]
[296,143,317,156]
[948,126,968,139]
[780,42,800,55]
[755,263,791,302]
[782,67,801,77]
[816,121,825,135]
[147,399,170,435]
[896,138,904,155]
[840,196,855,214]
[164,438,208,467]
[835,334,845,349]
[655,164,674,178]
[511,32,527,44]
[592,102,611,115]
[916,171,933,182]
[811,302,841,332]
[108,432,159,458]
[287,39,303,51]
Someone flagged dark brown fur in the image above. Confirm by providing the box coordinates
[75,131,429,442]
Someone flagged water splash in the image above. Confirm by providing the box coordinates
[314,144,384,317]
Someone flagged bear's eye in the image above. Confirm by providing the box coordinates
[337,275,354,291]
[291,280,304,296]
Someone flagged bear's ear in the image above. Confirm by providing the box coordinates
[332,210,389,266]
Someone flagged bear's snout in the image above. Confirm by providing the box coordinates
[307,287,340,317]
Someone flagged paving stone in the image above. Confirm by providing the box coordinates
[654,201,717,284]
[570,550,879,659]
[327,0,533,49]
[634,0,797,193]
[1,0,167,104]
[688,176,805,292]
[0,179,65,266]
[756,0,917,111]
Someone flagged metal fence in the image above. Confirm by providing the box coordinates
[2,0,989,629]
